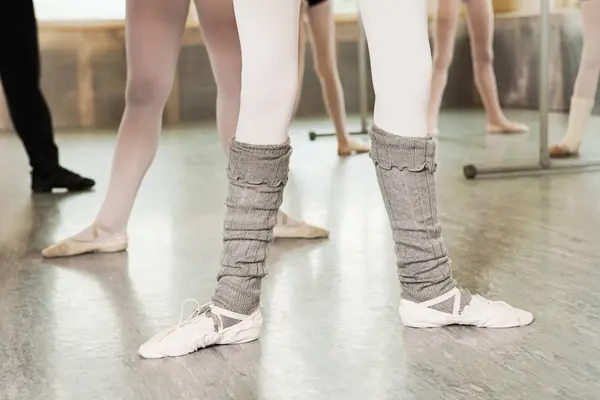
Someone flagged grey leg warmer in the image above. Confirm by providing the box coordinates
[369,126,471,313]
[212,139,291,321]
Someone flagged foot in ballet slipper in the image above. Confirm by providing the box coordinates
[549,143,579,159]
[273,211,329,239]
[400,288,534,329]
[337,139,371,156]
[41,224,128,258]
[139,301,261,359]
[486,120,529,134]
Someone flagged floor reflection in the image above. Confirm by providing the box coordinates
[1,111,600,399]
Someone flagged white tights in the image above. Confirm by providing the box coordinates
[553,0,600,152]
[233,0,301,145]
[234,0,431,146]
[358,0,430,136]
[74,0,432,241]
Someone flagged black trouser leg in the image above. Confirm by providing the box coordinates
[0,0,59,176]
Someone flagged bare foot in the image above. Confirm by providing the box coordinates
[486,120,529,134]
[549,143,579,159]
[338,139,371,156]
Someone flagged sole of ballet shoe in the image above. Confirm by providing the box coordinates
[399,293,534,329]
[338,151,369,157]
[337,148,371,157]
[486,124,529,134]
[41,236,128,258]
[273,224,330,239]
[337,141,371,157]
[138,306,262,359]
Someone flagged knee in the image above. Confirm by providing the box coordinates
[215,74,241,103]
[472,45,494,67]
[251,69,298,109]
[125,76,172,108]
[432,20,455,71]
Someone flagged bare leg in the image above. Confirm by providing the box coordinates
[306,0,370,155]
[427,0,461,135]
[282,8,330,239]
[464,0,528,133]
[194,0,242,151]
[550,0,600,157]
[42,0,189,258]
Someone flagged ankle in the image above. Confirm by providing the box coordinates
[32,166,60,180]
[211,300,259,329]
[430,290,472,314]
[486,116,508,126]
[404,287,472,314]
[336,134,351,146]
[559,138,581,152]
[92,221,126,235]
[213,277,261,316]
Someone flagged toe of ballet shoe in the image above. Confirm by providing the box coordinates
[41,235,128,258]
[399,289,534,329]
[41,241,75,258]
[308,226,330,239]
[273,223,330,239]
[462,295,534,328]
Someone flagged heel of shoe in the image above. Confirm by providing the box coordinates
[98,241,128,254]
[399,302,455,328]
[219,310,263,345]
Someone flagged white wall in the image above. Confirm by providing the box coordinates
[34,0,358,21]
[34,0,125,20]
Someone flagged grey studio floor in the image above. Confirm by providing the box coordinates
[1,110,600,400]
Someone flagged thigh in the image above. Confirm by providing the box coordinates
[464,0,494,53]
[193,0,241,92]
[433,0,461,60]
[306,0,337,70]
[298,2,309,89]
[124,0,189,101]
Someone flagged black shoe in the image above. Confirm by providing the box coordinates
[32,167,95,193]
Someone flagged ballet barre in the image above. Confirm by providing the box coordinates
[308,16,370,141]
[463,0,600,179]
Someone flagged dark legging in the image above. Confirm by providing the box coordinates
[0,0,59,176]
